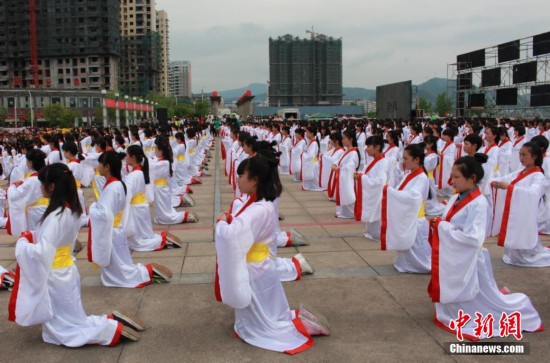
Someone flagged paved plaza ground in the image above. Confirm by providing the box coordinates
[0,139,549,362]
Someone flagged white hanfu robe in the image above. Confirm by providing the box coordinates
[333,148,360,218]
[301,140,321,191]
[124,167,166,251]
[381,168,431,273]
[230,196,301,282]
[278,136,293,175]
[491,167,550,266]
[436,142,456,198]
[382,145,401,188]
[9,208,122,347]
[497,140,512,177]
[7,173,48,236]
[150,159,189,224]
[88,178,153,287]
[172,142,192,193]
[319,148,344,191]
[215,197,313,354]
[538,156,550,234]
[425,152,445,216]
[67,159,89,228]
[290,139,307,182]
[354,155,389,240]
[429,188,543,340]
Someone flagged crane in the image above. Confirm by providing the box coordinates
[305,26,317,40]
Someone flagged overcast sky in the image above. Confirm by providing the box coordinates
[157,0,550,93]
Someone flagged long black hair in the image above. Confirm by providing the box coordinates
[62,141,85,161]
[126,145,150,185]
[365,135,384,154]
[51,134,62,160]
[343,129,360,170]
[254,142,283,198]
[236,155,280,202]
[38,163,82,224]
[329,131,343,148]
[307,126,320,155]
[155,135,174,177]
[98,151,127,195]
[26,148,47,172]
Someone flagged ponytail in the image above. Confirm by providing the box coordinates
[38,163,82,224]
[126,145,150,184]
[98,151,127,195]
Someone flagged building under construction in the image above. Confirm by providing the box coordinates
[0,0,120,90]
[269,32,342,106]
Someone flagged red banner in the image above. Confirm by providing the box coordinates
[118,102,126,110]
[105,98,116,108]
[129,102,135,111]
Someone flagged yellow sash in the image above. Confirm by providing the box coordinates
[24,172,31,179]
[76,180,81,189]
[145,147,152,154]
[418,201,426,218]
[94,169,99,176]
[189,149,195,155]
[246,243,271,263]
[27,197,49,209]
[52,246,74,269]
[154,178,168,186]
[177,154,185,161]
[427,170,434,180]
[314,156,318,163]
[113,211,123,228]
[494,164,500,173]
[131,192,147,205]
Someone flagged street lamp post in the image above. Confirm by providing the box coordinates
[133,97,137,125]
[124,95,129,127]
[146,100,150,119]
[27,90,34,128]
[140,98,144,119]
[101,89,108,127]
[115,92,120,128]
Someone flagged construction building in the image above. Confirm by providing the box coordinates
[269,31,343,106]
[156,10,170,96]
[119,0,161,96]
[0,0,120,90]
[169,61,193,99]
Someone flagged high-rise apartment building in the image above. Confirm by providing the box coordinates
[0,0,120,90]
[169,61,192,98]
[156,10,169,96]
[119,0,161,96]
[269,33,342,106]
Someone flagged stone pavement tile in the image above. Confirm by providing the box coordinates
[357,249,396,267]
[281,226,329,237]
[344,236,381,251]
[176,273,214,284]
[75,259,102,277]
[323,223,364,237]
[379,269,550,362]
[115,279,453,362]
[278,214,317,223]
[133,256,184,275]
[0,246,15,259]
[186,242,216,256]
[182,255,216,274]
[302,251,368,269]
[132,243,188,258]
[167,228,213,243]
[295,237,352,253]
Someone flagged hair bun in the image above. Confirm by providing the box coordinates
[473,153,488,164]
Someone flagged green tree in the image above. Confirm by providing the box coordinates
[435,92,453,116]
[60,108,82,128]
[174,103,194,118]
[0,106,7,126]
[418,97,432,113]
[194,101,210,117]
[43,103,66,126]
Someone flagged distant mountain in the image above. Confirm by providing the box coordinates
[218,78,456,106]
